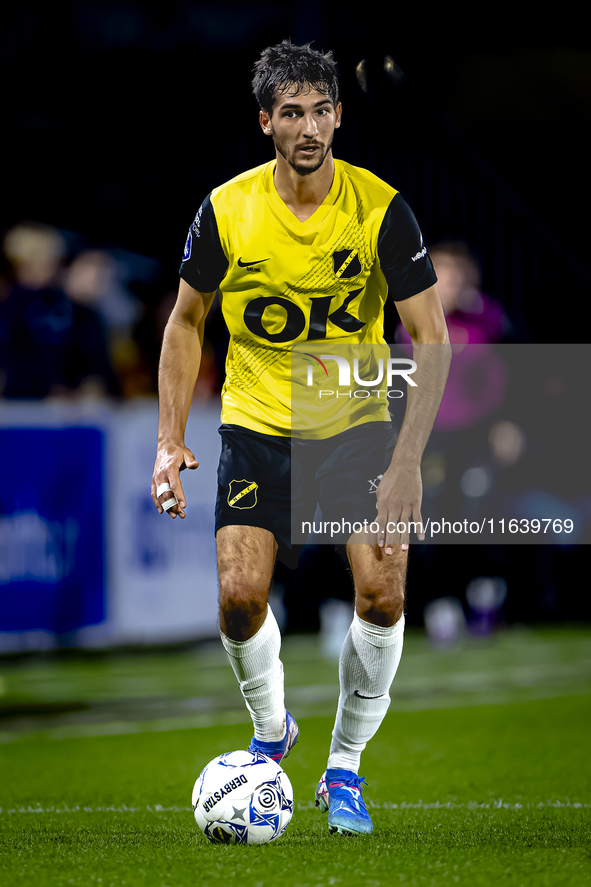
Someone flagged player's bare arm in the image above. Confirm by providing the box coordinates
[375,283,451,552]
[151,279,216,519]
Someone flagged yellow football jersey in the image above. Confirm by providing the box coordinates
[180,158,436,438]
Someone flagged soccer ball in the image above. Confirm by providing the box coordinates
[192,749,294,845]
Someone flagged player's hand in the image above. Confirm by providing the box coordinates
[151,442,199,519]
[375,459,425,552]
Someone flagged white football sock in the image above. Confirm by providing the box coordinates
[220,604,286,741]
[327,610,405,773]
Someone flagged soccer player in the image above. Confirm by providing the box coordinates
[152,40,451,836]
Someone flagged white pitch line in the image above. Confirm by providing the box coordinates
[298,799,591,811]
[1,799,589,815]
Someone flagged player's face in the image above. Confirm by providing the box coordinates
[260,88,342,176]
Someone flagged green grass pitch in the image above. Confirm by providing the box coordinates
[1,627,590,886]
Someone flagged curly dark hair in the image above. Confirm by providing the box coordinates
[252,39,339,114]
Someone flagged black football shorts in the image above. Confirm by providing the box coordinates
[215,422,396,565]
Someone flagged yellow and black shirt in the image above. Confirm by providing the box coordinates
[180,158,436,438]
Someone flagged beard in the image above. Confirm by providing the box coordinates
[273,131,335,176]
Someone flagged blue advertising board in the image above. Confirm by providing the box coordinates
[0,426,105,637]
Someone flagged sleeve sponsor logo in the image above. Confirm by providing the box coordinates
[192,204,203,237]
[411,233,427,263]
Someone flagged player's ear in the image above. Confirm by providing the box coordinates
[259,108,273,136]
[335,102,342,129]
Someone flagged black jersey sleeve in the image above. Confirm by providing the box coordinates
[179,193,228,292]
[377,193,437,301]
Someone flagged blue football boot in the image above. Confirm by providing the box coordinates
[247,711,299,763]
[315,768,373,835]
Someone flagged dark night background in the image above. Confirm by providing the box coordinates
[4,4,590,335]
[1,3,590,634]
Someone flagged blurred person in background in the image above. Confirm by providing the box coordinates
[395,242,515,638]
[426,241,513,346]
[395,239,513,349]
[395,239,512,432]
[62,248,148,398]
[0,221,120,399]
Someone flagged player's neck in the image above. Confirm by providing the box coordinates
[273,152,335,222]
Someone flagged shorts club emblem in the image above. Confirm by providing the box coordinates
[227,479,258,509]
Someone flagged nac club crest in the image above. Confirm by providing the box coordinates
[228,479,258,509]
[332,248,362,279]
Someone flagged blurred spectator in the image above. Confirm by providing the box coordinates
[0,221,120,399]
[62,249,151,398]
[393,242,515,626]
[396,239,513,348]
[395,240,512,432]
[63,249,142,335]
[428,241,513,345]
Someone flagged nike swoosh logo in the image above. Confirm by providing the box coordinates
[354,690,384,699]
[237,257,270,267]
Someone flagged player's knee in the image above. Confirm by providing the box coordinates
[349,546,406,625]
[354,564,406,625]
[356,584,405,626]
[218,569,268,638]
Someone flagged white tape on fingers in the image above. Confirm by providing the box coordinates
[157,483,172,498]
[162,496,178,512]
